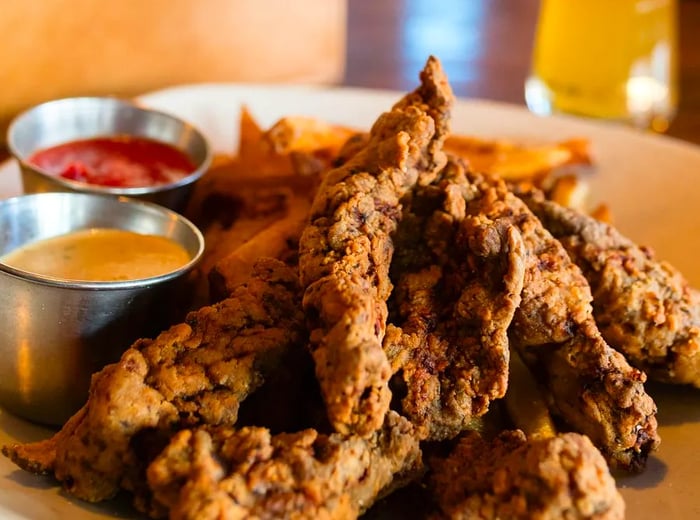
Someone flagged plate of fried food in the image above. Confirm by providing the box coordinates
[1,56,700,519]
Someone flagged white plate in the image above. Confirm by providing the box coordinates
[1,84,700,519]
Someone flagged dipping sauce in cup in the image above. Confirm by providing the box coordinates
[7,97,211,213]
[0,192,204,425]
[26,135,197,188]
[1,228,191,281]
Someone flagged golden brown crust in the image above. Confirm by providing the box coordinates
[147,411,422,520]
[298,56,454,436]
[383,161,526,440]
[450,168,659,472]
[429,430,625,520]
[524,194,700,387]
[2,259,307,503]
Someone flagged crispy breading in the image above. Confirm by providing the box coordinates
[429,430,624,520]
[524,193,700,387]
[298,56,454,436]
[2,259,307,507]
[146,411,422,520]
[447,165,659,472]
[383,164,526,441]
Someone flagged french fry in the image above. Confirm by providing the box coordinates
[186,208,288,309]
[590,203,613,224]
[198,198,292,276]
[505,349,557,439]
[209,195,310,300]
[444,135,592,182]
[184,108,323,227]
[237,105,265,160]
[547,174,590,213]
[262,116,358,178]
[263,116,356,155]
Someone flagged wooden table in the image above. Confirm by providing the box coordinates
[344,0,700,145]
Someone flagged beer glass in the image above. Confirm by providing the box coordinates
[525,0,678,132]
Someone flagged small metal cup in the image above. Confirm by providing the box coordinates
[7,96,211,213]
[0,192,204,425]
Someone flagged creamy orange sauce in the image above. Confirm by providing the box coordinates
[1,228,191,281]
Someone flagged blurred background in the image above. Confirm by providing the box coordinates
[344,0,699,143]
[1,0,698,144]
[0,0,347,138]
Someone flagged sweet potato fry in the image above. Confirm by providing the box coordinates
[504,349,557,439]
[444,135,592,181]
[546,173,590,213]
[263,116,356,155]
[209,195,310,300]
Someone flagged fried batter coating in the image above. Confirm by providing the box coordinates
[2,259,307,507]
[524,194,700,387]
[298,56,454,436]
[146,411,422,520]
[447,165,658,472]
[429,430,624,520]
[383,166,526,441]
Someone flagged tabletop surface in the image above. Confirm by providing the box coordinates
[343,0,700,145]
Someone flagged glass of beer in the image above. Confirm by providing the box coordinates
[525,0,678,132]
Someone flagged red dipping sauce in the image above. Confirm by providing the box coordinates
[27,136,196,188]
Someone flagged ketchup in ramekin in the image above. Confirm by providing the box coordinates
[27,135,196,188]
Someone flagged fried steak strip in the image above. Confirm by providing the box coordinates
[524,193,700,387]
[447,164,658,471]
[383,164,526,441]
[429,430,624,520]
[298,56,453,436]
[146,411,421,520]
[2,259,306,507]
